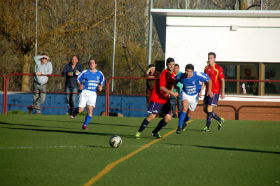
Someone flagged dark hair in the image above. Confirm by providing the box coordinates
[185,64,194,71]
[208,52,216,58]
[71,55,79,61]
[166,57,175,66]
[175,64,179,67]
[148,64,155,68]
[88,58,97,64]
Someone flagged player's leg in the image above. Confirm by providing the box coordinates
[151,102,172,138]
[81,91,96,130]
[182,110,193,131]
[71,90,87,118]
[170,95,177,118]
[179,94,198,133]
[137,113,156,133]
[177,96,183,117]
[82,106,94,130]
[203,94,219,131]
[203,95,208,114]
[152,114,171,138]
[136,101,161,138]
[177,99,189,134]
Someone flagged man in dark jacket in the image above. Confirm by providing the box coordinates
[61,55,83,115]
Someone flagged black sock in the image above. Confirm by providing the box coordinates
[206,112,213,128]
[212,112,221,122]
[72,108,78,115]
[152,119,167,134]
[138,118,150,132]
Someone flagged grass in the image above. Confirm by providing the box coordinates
[0,114,279,186]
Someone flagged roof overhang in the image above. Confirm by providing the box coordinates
[151,9,280,18]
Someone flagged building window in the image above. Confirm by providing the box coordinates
[265,63,280,95]
[218,62,280,96]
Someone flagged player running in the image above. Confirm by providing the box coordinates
[202,52,225,132]
[71,58,105,130]
[175,64,211,134]
[135,57,178,138]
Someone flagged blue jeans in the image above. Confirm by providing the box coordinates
[170,95,182,118]
[66,87,78,113]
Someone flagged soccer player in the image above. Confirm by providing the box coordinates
[202,52,225,132]
[71,58,105,130]
[175,64,210,134]
[135,57,178,138]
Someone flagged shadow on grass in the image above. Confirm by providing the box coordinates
[0,122,136,139]
[193,145,280,155]
[0,121,73,130]
[24,118,176,130]
[24,118,141,128]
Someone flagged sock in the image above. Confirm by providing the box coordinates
[183,114,192,124]
[152,119,167,134]
[206,112,213,129]
[178,111,186,128]
[83,114,92,125]
[212,112,221,122]
[138,118,150,132]
[72,108,78,115]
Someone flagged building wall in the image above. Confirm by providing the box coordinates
[165,16,280,73]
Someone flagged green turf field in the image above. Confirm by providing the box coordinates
[0,114,279,186]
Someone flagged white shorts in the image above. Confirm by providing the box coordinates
[78,90,97,107]
[181,92,199,111]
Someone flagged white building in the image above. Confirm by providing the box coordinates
[151,9,280,96]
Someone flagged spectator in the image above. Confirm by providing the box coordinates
[170,64,183,118]
[61,55,83,115]
[30,54,53,114]
[145,64,160,108]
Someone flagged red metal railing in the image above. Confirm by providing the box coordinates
[0,73,7,114]
[2,73,63,114]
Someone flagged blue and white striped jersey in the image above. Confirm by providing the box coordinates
[77,69,105,92]
[175,71,209,95]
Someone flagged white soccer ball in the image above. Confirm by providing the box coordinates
[109,135,122,148]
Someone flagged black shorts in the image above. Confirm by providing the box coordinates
[147,101,171,115]
[204,93,220,106]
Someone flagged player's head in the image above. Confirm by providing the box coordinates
[208,52,216,66]
[166,57,175,72]
[88,58,97,70]
[185,64,194,78]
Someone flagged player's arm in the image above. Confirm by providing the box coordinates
[220,78,225,99]
[160,86,178,97]
[98,73,105,92]
[207,79,214,98]
[199,82,205,97]
[77,81,83,90]
[77,73,84,90]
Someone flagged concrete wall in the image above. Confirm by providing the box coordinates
[165,15,280,73]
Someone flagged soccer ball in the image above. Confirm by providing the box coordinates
[109,135,122,148]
